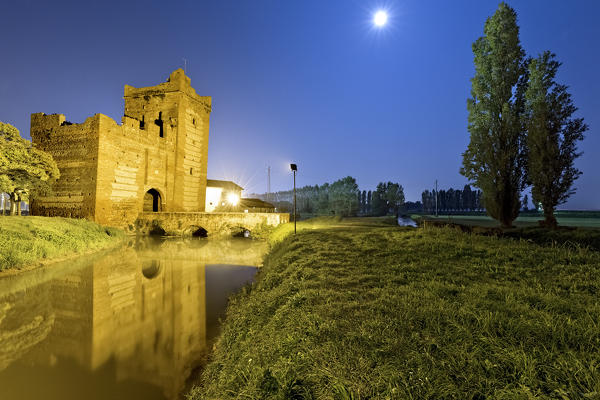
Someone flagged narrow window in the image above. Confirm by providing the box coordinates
[140,115,145,130]
[155,112,164,138]
[190,168,193,175]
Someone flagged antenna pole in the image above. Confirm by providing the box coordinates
[267,166,271,202]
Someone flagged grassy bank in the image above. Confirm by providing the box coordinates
[0,216,125,271]
[190,218,600,399]
[418,213,600,229]
[416,215,600,251]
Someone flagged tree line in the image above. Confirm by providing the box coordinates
[461,3,587,228]
[421,185,484,213]
[255,178,405,217]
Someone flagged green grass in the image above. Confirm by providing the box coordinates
[0,216,125,271]
[189,219,600,399]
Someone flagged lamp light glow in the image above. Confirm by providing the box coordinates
[227,193,240,206]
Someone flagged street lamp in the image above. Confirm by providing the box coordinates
[290,163,297,234]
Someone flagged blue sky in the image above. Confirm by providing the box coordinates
[1,0,598,208]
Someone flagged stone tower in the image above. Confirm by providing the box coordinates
[31,69,212,227]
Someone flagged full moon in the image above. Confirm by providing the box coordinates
[373,10,388,27]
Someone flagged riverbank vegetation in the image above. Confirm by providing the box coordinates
[0,216,124,271]
[190,217,600,399]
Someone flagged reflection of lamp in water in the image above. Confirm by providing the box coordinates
[227,193,239,206]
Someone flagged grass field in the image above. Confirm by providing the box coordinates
[0,216,125,271]
[190,217,600,399]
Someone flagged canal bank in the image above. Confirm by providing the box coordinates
[190,217,600,399]
[0,216,125,273]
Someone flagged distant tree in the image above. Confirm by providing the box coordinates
[330,176,359,216]
[404,201,423,213]
[421,190,431,213]
[475,190,484,211]
[0,122,59,215]
[372,183,386,216]
[384,182,405,217]
[366,190,372,214]
[357,191,363,214]
[361,190,367,214]
[448,189,456,211]
[316,183,330,214]
[461,3,529,228]
[372,182,405,217]
[522,194,528,211]
[462,185,473,211]
[525,52,588,228]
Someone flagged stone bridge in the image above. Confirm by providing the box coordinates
[135,212,290,237]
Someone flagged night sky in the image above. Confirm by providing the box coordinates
[1,1,598,209]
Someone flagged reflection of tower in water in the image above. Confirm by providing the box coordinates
[0,247,208,400]
[91,250,207,399]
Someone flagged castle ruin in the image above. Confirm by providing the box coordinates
[31,69,211,227]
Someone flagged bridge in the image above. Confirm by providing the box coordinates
[135,211,290,237]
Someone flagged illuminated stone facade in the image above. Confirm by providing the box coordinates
[30,69,211,227]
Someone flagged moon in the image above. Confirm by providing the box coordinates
[373,10,388,27]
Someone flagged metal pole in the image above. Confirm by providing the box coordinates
[435,179,438,217]
[293,170,297,234]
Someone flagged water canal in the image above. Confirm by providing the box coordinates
[0,237,269,400]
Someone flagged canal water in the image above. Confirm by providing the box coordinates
[0,237,269,400]
[397,216,418,227]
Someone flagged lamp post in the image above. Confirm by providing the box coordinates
[290,163,297,234]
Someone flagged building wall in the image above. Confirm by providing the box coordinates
[30,69,212,227]
[94,114,176,226]
[205,187,223,212]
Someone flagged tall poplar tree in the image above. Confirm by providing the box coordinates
[461,2,528,228]
[525,52,587,228]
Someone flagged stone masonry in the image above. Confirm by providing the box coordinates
[30,69,211,227]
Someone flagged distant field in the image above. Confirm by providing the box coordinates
[419,213,600,228]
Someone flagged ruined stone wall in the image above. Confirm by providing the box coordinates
[30,113,99,219]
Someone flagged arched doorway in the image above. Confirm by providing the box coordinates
[143,189,162,212]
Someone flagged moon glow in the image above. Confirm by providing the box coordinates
[373,10,388,27]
